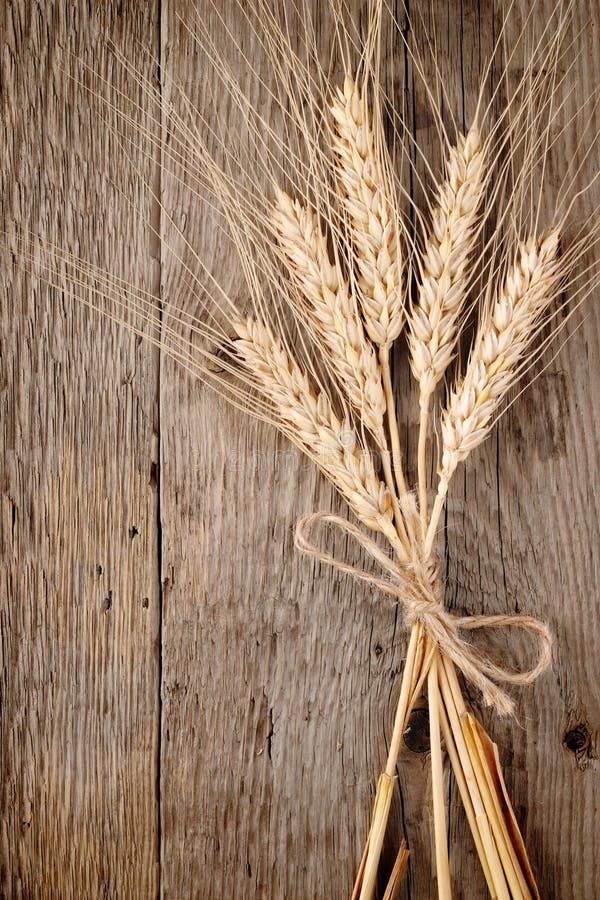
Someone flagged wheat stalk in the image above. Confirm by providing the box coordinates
[232,316,407,558]
[272,189,387,441]
[409,123,485,533]
[409,124,485,399]
[441,229,561,483]
[331,75,404,347]
[331,74,407,496]
[428,652,452,899]
[424,228,561,557]
[272,189,416,546]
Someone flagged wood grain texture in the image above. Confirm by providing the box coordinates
[0,2,161,896]
[1,1,599,898]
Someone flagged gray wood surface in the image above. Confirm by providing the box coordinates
[1,2,599,898]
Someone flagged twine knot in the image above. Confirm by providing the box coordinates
[295,511,552,716]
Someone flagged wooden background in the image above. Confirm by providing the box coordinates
[1,1,599,897]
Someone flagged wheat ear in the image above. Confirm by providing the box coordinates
[331,75,404,346]
[331,75,406,495]
[409,125,485,533]
[272,190,412,547]
[425,228,561,556]
[233,317,407,559]
[272,190,387,442]
[409,125,485,398]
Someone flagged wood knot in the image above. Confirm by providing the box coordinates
[404,707,430,754]
[563,722,593,764]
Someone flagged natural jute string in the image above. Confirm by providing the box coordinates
[295,511,552,716]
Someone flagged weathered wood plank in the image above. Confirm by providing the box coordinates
[0,3,161,896]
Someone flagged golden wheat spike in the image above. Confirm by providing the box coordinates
[331,76,404,347]
[272,190,388,442]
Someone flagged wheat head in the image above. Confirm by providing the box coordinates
[272,189,388,443]
[409,125,485,402]
[331,76,404,347]
[440,229,561,489]
[233,316,398,540]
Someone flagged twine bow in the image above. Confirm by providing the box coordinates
[295,511,552,716]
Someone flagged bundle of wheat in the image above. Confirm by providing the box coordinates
[20,1,600,896]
